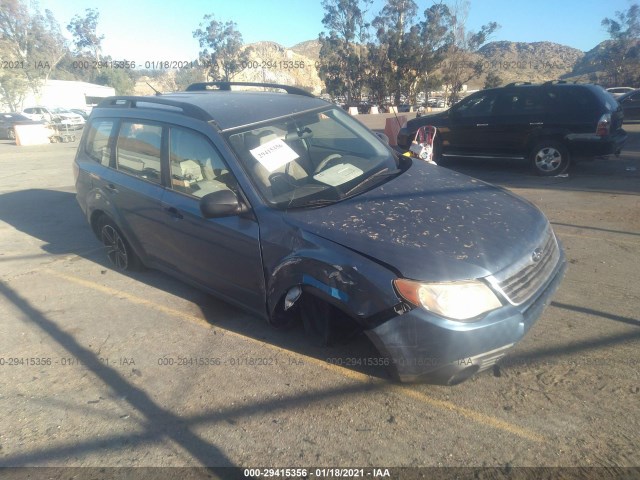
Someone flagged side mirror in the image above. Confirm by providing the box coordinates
[199,189,245,218]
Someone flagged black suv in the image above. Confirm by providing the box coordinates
[74,82,565,384]
[397,81,627,175]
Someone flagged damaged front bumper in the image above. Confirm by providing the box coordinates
[365,258,566,385]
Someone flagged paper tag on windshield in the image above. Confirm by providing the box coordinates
[249,138,299,173]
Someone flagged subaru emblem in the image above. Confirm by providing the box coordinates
[532,248,543,262]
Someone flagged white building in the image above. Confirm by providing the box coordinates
[21,80,116,112]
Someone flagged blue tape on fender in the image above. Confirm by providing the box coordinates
[302,274,349,302]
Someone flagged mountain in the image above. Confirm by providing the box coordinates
[236,41,323,94]
[564,39,640,84]
[134,39,632,98]
[290,40,321,61]
[474,41,584,87]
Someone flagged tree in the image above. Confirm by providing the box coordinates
[94,68,134,95]
[192,15,251,82]
[67,8,104,60]
[415,3,454,99]
[174,67,206,91]
[0,0,67,103]
[317,0,372,103]
[439,0,498,103]
[601,2,640,86]
[484,71,502,88]
[372,0,420,104]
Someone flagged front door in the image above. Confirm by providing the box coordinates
[446,91,498,156]
[156,126,266,316]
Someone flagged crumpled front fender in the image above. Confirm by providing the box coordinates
[262,225,402,328]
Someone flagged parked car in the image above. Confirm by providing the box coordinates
[74,81,566,384]
[0,112,47,140]
[397,104,415,113]
[397,81,627,176]
[617,89,640,121]
[22,106,85,129]
[70,108,90,120]
[606,87,636,98]
[427,98,446,108]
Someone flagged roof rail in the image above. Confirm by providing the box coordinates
[542,80,569,86]
[97,96,212,121]
[185,81,315,97]
[504,82,534,87]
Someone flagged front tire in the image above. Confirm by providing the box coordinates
[97,216,140,271]
[530,141,570,176]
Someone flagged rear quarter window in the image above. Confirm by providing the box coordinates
[545,87,598,115]
[85,119,116,166]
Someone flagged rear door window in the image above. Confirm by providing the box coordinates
[493,89,545,117]
[115,121,163,184]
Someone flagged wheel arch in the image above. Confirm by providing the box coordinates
[265,252,401,330]
[89,208,146,267]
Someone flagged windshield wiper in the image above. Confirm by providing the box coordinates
[343,167,401,198]
[284,198,339,209]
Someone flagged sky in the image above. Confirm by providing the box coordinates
[37,0,636,66]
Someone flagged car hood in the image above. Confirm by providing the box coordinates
[408,111,449,129]
[57,113,82,119]
[284,161,549,281]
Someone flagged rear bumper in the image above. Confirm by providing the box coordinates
[567,129,627,157]
[365,255,566,384]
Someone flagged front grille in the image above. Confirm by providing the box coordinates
[489,228,560,306]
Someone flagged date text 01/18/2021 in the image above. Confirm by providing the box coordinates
[243,468,391,478]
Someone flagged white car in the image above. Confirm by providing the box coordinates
[22,106,85,129]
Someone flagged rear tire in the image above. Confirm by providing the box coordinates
[530,141,570,176]
[97,216,141,271]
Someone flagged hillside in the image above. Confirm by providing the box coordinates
[134,38,632,98]
[564,39,640,83]
[234,41,323,94]
[290,40,321,61]
[473,41,584,87]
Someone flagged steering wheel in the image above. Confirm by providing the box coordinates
[314,154,343,174]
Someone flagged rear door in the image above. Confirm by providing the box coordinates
[490,88,546,156]
[100,119,168,262]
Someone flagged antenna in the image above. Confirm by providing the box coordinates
[146,82,162,96]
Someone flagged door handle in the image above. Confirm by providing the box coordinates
[476,123,489,127]
[163,206,183,219]
[529,122,544,126]
[105,183,119,193]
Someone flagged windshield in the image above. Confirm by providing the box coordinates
[225,107,400,208]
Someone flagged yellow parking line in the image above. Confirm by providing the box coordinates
[45,269,214,330]
[44,268,545,443]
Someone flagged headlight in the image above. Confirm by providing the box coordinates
[394,278,502,321]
